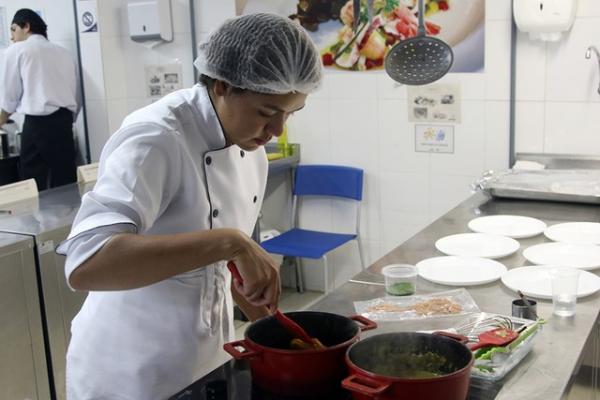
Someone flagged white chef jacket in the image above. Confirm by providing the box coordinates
[56,84,268,399]
[0,34,80,116]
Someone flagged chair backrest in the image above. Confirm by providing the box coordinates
[293,165,363,200]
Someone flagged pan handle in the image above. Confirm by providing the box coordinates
[433,331,469,345]
[349,314,377,331]
[223,340,260,360]
[342,374,390,396]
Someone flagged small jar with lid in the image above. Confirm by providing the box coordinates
[381,264,417,296]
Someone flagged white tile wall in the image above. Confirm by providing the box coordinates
[515,32,546,102]
[484,20,512,100]
[545,17,600,103]
[378,100,430,173]
[485,0,512,21]
[85,99,110,161]
[429,174,478,220]
[544,102,600,154]
[380,172,429,216]
[329,99,379,170]
[576,0,600,18]
[100,35,128,100]
[485,101,510,170]
[515,101,545,153]
[430,101,486,175]
[515,2,600,157]
[106,98,129,134]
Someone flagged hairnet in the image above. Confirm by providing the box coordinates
[194,13,323,95]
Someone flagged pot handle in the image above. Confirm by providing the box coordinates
[342,374,390,396]
[433,331,469,345]
[349,314,378,331]
[223,340,260,360]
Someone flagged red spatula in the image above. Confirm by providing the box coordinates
[226,261,324,349]
[468,327,519,351]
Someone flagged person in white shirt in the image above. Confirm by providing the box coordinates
[56,13,322,399]
[0,8,80,190]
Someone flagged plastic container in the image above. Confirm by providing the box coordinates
[381,264,417,296]
[471,317,543,381]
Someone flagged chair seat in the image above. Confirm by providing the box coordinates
[261,228,357,259]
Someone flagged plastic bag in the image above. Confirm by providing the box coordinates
[354,288,480,322]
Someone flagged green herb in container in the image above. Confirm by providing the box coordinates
[382,264,417,296]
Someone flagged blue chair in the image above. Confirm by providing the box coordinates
[261,165,365,293]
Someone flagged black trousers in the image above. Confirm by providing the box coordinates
[20,108,77,191]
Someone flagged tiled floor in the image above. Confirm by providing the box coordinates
[234,287,324,340]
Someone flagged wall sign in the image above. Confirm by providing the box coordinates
[145,64,183,98]
[415,124,454,154]
[78,1,98,34]
[408,83,461,123]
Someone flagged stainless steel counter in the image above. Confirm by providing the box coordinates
[309,193,600,400]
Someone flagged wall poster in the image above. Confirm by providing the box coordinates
[241,0,485,73]
[415,124,454,153]
[407,83,460,123]
[145,64,183,99]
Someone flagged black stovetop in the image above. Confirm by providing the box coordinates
[169,360,503,400]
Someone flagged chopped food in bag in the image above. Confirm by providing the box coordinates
[355,288,479,321]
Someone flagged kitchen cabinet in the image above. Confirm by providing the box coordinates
[0,184,86,400]
[0,232,50,400]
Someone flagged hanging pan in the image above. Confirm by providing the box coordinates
[384,0,454,85]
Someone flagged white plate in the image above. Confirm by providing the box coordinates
[523,242,600,270]
[501,265,600,300]
[435,233,520,259]
[544,222,600,245]
[416,256,507,286]
[468,215,547,239]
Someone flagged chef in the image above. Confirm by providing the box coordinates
[56,13,322,400]
[0,8,80,190]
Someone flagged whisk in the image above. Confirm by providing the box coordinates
[454,316,514,342]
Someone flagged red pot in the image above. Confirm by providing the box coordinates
[342,332,474,400]
[223,311,376,396]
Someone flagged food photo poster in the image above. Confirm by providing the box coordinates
[240,0,485,73]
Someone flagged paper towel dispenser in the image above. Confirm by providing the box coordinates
[513,0,577,42]
[127,0,173,43]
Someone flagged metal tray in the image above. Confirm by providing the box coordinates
[474,169,600,205]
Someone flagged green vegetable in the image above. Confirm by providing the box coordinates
[386,281,415,296]
[474,365,494,373]
[370,351,447,378]
[474,319,545,360]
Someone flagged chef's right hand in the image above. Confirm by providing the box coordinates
[229,233,281,312]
